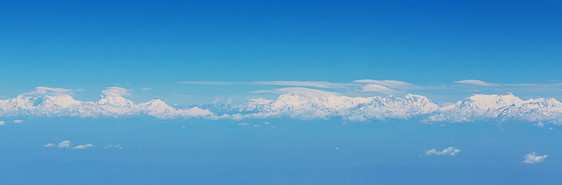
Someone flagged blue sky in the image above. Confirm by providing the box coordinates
[1,1,562,184]
[1,0,561,104]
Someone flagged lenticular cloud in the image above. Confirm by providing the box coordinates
[1,87,561,124]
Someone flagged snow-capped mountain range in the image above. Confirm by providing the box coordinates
[233,93,439,121]
[0,88,213,119]
[1,87,561,124]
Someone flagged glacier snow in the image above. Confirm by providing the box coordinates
[1,88,561,124]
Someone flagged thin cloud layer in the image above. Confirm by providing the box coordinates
[454,79,562,87]
[354,79,412,88]
[179,81,351,89]
[180,79,414,93]
[455,80,497,86]
[22,87,79,96]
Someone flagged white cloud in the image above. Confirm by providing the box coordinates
[536,122,545,128]
[454,80,497,86]
[523,152,548,164]
[73,144,94,149]
[45,140,94,149]
[57,140,72,148]
[102,87,131,97]
[141,88,152,91]
[13,120,23,123]
[0,121,4,126]
[425,146,460,156]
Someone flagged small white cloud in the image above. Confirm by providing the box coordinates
[102,87,130,97]
[523,152,548,164]
[104,144,123,149]
[13,120,23,124]
[141,88,152,91]
[238,122,249,126]
[0,121,5,126]
[537,122,545,128]
[72,144,94,149]
[425,146,460,156]
[454,80,497,86]
[57,140,72,148]
[333,147,340,151]
[46,140,93,149]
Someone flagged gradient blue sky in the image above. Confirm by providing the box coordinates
[2,1,562,185]
[1,0,561,104]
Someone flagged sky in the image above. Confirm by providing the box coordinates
[1,1,561,185]
[1,0,561,104]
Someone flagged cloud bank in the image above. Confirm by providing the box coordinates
[1,87,562,124]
